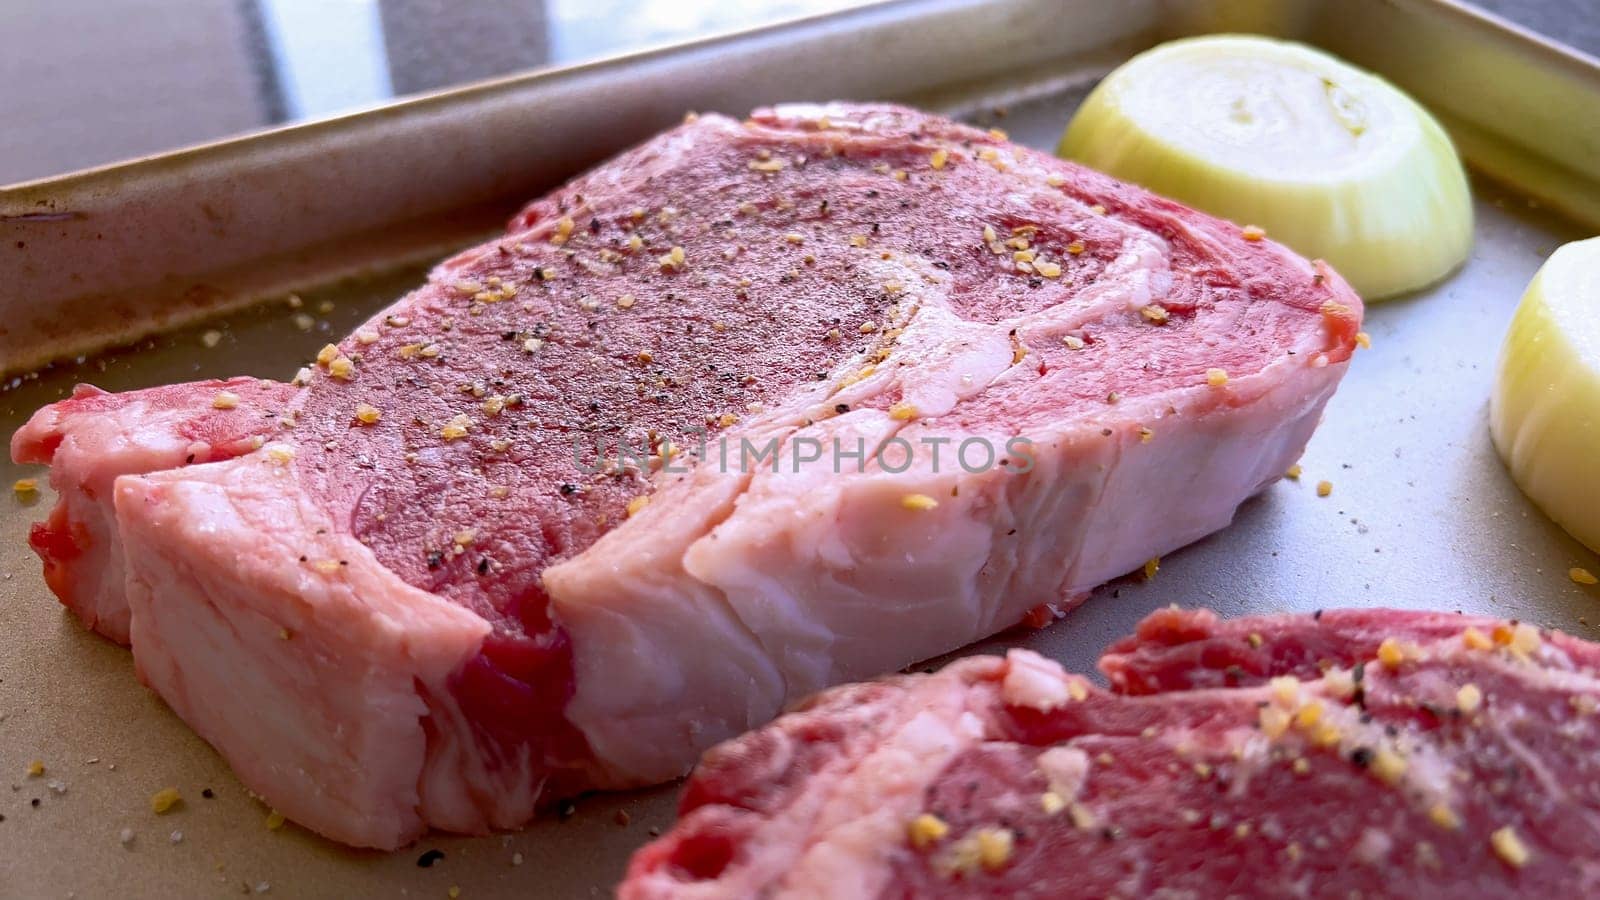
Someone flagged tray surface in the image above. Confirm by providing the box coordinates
[3,4,1598,898]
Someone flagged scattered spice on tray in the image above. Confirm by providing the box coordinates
[12,478,39,499]
[1317,480,1333,498]
[1572,567,1598,586]
[150,787,182,814]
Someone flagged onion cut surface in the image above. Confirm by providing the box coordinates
[1060,35,1472,300]
[1490,236,1600,554]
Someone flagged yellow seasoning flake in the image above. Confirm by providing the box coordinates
[1311,721,1342,748]
[1139,304,1168,325]
[482,395,507,417]
[748,157,785,173]
[1294,700,1323,730]
[355,403,382,425]
[1285,464,1303,480]
[1206,368,1229,387]
[552,216,575,245]
[1510,622,1542,656]
[848,234,869,248]
[1571,567,1599,586]
[1491,826,1530,868]
[617,294,636,310]
[1270,676,1301,706]
[1040,792,1066,815]
[902,493,939,512]
[907,813,950,849]
[1066,240,1086,256]
[1377,637,1406,669]
[1355,331,1372,349]
[1463,627,1493,651]
[658,246,687,271]
[889,402,918,421]
[1036,260,1062,278]
[975,828,1015,870]
[328,356,355,380]
[1429,803,1461,831]
[717,413,739,428]
[1138,426,1154,444]
[26,760,44,777]
[1316,480,1333,498]
[626,495,651,517]
[212,390,241,410]
[1457,683,1483,714]
[265,810,286,831]
[1143,557,1160,580]
[1241,225,1266,241]
[930,148,949,170]
[13,478,39,497]
[150,788,182,814]
[1371,747,1407,785]
[440,414,472,441]
[1062,334,1085,350]
[316,343,340,366]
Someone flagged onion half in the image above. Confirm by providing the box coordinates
[1060,35,1473,301]
[1490,236,1600,553]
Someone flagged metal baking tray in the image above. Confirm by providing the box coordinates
[3,0,1598,896]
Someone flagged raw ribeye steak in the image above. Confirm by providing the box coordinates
[622,607,1600,898]
[12,103,1361,848]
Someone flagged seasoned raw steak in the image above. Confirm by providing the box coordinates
[622,608,1600,898]
[11,103,1361,848]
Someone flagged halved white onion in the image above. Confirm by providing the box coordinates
[1059,35,1472,300]
[1490,236,1600,553]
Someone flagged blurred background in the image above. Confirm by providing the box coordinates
[1,0,1594,186]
